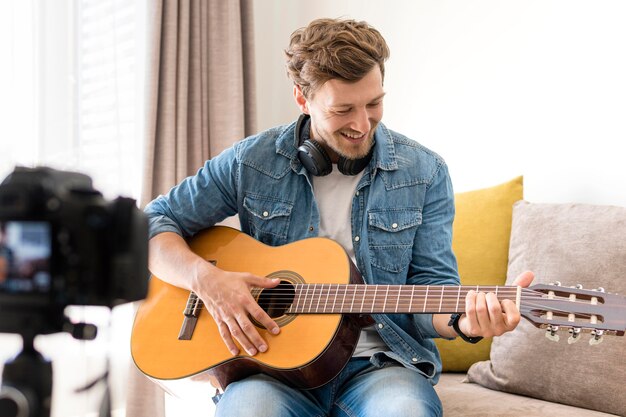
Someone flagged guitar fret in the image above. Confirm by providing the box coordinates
[304,284,311,313]
[383,285,389,312]
[371,285,378,313]
[323,283,329,312]
[350,287,354,313]
[409,285,415,313]
[439,286,444,312]
[359,285,367,313]
[296,285,303,313]
[456,286,461,312]
[330,283,337,313]
[423,285,429,312]
[395,285,400,313]
[316,284,323,313]
[290,285,299,313]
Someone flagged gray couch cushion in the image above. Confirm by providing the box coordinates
[466,202,626,416]
[436,374,617,417]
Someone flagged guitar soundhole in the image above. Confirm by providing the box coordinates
[257,281,295,318]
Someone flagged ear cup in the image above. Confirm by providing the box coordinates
[295,113,374,177]
[297,139,333,176]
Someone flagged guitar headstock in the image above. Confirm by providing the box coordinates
[521,282,626,345]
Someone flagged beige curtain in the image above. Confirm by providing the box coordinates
[128,1,256,415]
[140,0,256,207]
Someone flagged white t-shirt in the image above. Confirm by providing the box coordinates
[312,167,387,357]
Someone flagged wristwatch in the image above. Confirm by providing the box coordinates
[448,313,483,344]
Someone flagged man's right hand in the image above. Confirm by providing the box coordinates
[147,232,281,357]
[193,266,281,356]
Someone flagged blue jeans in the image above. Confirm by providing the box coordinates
[214,357,442,417]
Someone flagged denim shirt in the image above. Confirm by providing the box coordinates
[144,119,460,384]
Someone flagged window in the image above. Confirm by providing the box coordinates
[0,0,147,202]
[0,2,148,415]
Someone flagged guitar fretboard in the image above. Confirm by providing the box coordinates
[284,284,521,314]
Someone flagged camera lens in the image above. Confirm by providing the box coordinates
[0,386,29,417]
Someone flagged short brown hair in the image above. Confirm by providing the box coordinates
[285,18,390,98]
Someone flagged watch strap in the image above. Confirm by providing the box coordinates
[448,313,483,344]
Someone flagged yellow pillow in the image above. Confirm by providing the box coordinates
[435,176,523,372]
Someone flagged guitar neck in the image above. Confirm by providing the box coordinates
[284,284,521,314]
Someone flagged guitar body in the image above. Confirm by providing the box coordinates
[131,226,363,391]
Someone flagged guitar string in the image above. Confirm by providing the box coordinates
[182,289,528,309]
[182,288,592,308]
[184,294,602,318]
[182,287,585,309]
[178,284,604,325]
[183,301,600,325]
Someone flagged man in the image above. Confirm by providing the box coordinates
[144,18,533,417]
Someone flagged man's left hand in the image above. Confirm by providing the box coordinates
[458,271,535,338]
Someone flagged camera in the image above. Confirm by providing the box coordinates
[0,166,149,417]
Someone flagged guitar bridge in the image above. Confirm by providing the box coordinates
[179,260,215,340]
[178,291,203,340]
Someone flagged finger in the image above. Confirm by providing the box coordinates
[206,303,241,355]
[474,292,490,336]
[464,290,480,337]
[249,275,281,288]
[236,312,269,355]
[500,299,522,331]
[249,303,280,335]
[216,320,240,356]
[512,270,534,288]
[244,276,281,334]
[485,292,507,336]
[224,315,259,356]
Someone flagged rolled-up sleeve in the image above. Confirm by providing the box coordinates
[143,145,239,239]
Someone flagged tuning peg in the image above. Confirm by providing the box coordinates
[574,284,583,289]
[550,281,562,286]
[593,287,606,293]
[568,327,582,344]
[545,325,560,342]
[590,330,604,346]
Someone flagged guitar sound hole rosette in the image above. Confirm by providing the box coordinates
[251,270,303,328]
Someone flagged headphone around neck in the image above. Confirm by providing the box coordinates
[295,114,374,176]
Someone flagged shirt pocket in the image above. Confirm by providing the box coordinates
[368,208,422,273]
[243,194,293,246]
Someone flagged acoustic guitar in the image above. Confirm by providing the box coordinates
[131,226,626,393]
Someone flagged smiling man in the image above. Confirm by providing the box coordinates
[144,18,533,417]
[294,67,384,161]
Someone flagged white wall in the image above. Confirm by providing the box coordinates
[253,0,626,206]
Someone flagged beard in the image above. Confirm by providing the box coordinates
[312,122,378,161]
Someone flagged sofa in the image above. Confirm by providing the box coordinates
[126,177,626,417]
[432,177,625,417]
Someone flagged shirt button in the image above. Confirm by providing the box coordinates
[392,223,398,229]
[412,357,419,363]
[377,323,384,329]
[354,236,360,242]
[355,191,360,196]
[309,226,314,232]
[262,211,269,217]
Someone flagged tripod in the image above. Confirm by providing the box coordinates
[0,323,112,417]
[0,333,52,417]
